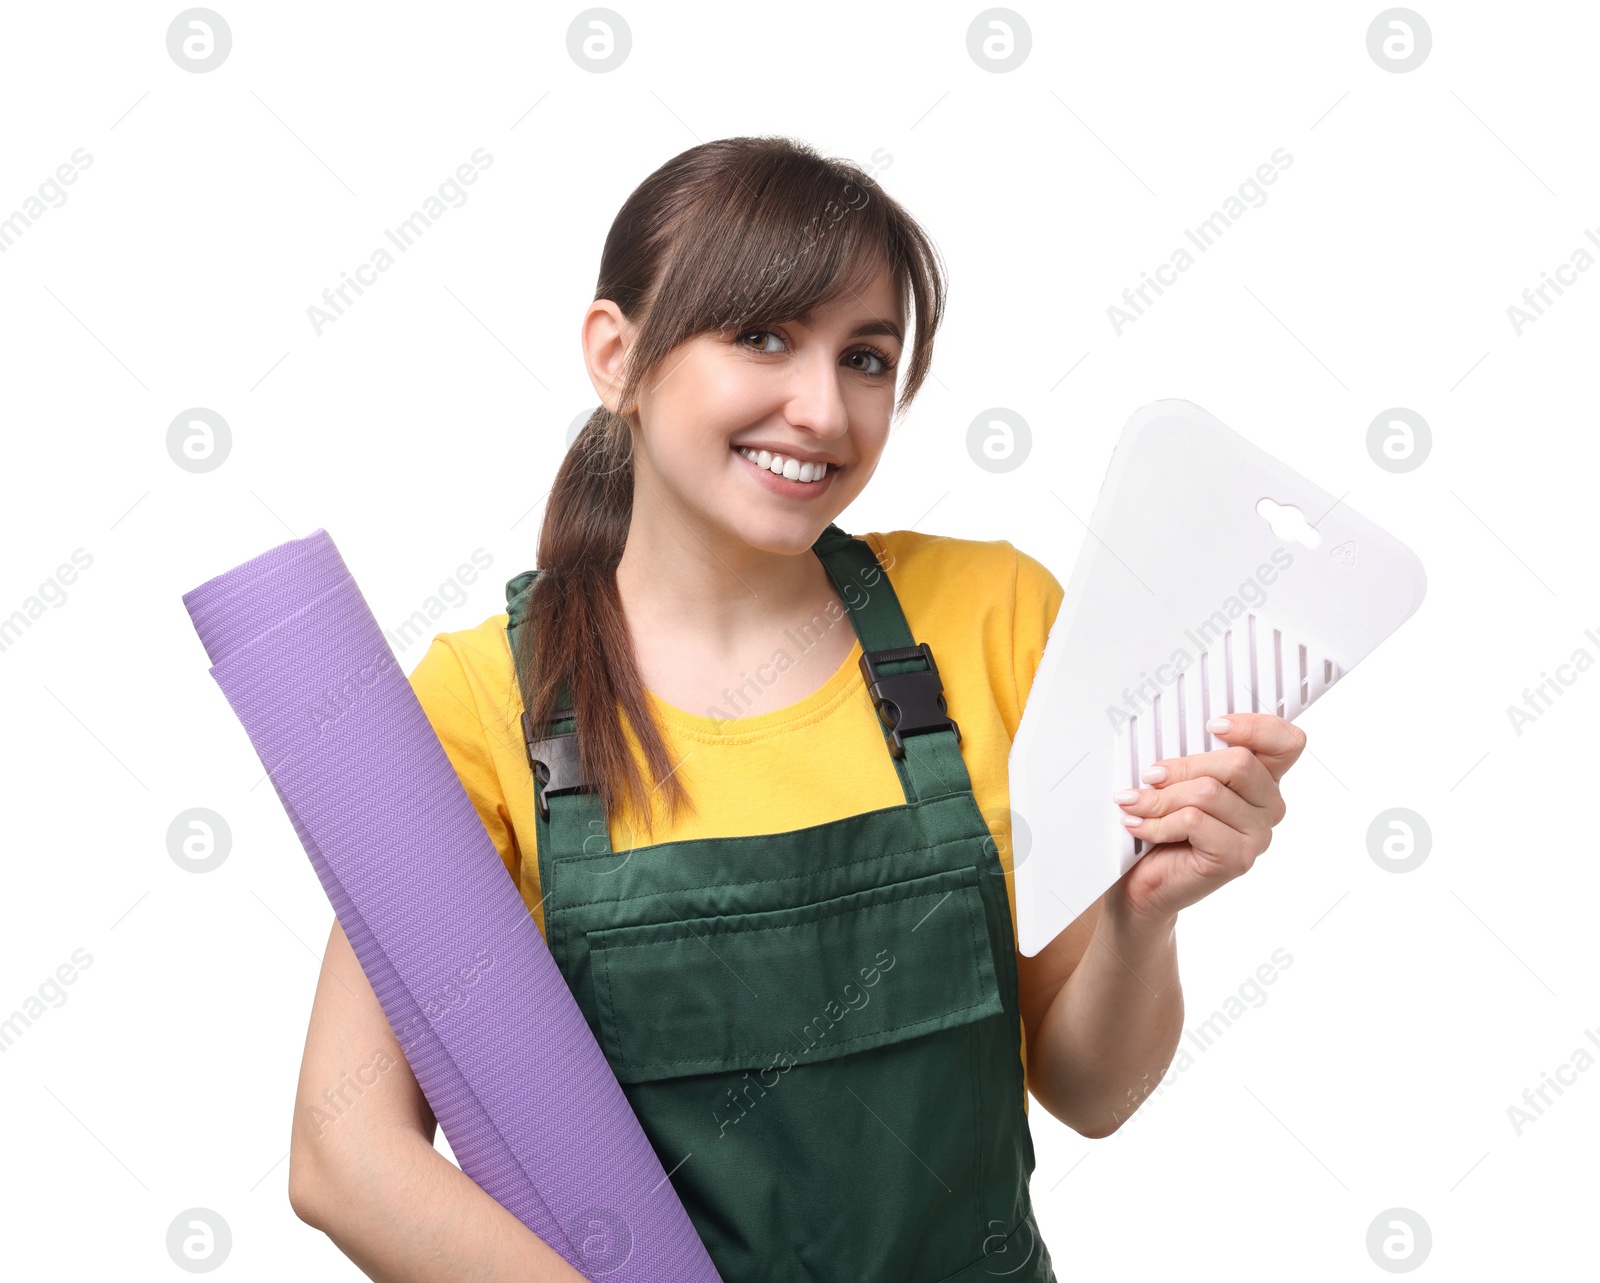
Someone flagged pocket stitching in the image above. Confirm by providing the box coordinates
[557,837,967,912]
[592,878,969,952]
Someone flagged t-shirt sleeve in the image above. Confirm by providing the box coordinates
[407,633,519,883]
[1009,545,1066,741]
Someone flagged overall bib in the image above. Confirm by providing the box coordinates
[505,522,1056,1283]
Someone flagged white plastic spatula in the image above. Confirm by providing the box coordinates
[1008,399,1428,956]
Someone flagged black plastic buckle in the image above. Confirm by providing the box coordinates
[521,712,592,821]
[858,642,961,759]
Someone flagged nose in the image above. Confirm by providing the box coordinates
[782,345,852,443]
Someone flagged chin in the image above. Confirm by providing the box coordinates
[719,504,839,556]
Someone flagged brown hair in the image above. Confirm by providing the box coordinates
[516,134,947,839]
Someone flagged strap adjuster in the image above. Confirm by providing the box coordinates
[858,642,961,759]
[520,712,592,821]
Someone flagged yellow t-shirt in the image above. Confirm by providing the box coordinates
[408,529,1065,1110]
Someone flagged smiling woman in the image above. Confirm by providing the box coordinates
[291,135,1079,1283]
[477,137,1067,1280]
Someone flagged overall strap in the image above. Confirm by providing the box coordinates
[503,524,971,858]
[809,524,971,803]
[503,568,608,862]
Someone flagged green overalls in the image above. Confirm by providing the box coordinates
[505,522,1056,1282]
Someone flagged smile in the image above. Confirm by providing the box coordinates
[732,445,839,497]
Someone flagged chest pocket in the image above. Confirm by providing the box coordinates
[585,863,1012,1282]
[589,865,1003,1082]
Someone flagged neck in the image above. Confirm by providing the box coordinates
[613,487,835,653]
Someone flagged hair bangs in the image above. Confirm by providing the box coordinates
[648,161,904,355]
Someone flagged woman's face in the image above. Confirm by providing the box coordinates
[591,265,906,556]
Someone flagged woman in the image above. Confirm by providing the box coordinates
[286,135,1305,1281]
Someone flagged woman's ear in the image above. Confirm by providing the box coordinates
[581,299,635,415]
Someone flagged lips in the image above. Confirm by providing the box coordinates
[731,444,838,497]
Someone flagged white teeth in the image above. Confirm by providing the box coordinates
[737,446,831,483]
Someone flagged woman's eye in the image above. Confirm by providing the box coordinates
[845,347,897,378]
[739,328,787,354]
[737,329,895,377]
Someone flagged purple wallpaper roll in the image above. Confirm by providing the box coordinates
[183,528,721,1283]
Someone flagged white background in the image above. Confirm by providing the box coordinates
[1,1,1594,1278]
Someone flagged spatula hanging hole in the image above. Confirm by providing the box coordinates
[1255,496,1322,548]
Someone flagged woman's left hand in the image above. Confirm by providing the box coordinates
[1109,712,1307,924]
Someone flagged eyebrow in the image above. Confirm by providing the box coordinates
[792,311,905,346]
[849,319,905,346]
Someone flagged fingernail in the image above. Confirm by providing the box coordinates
[1112,789,1140,804]
[1121,813,1143,827]
[1206,717,1231,734]
[1140,765,1168,784]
